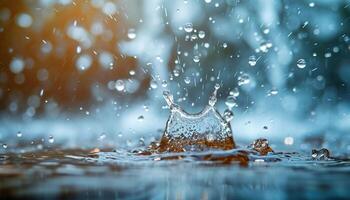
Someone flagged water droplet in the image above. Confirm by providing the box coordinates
[190,34,197,40]
[150,80,158,89]
[284,136,294,145]
[184,77,191,84]
[225,95,237,110]
[297,59,306,69]
[222,43,228,48]
[259,42,272,53]
[223,109,234,122]
[126,139,134,147]
[17,131,22,137]
[137,115,144,122]
[48,135,54,144]
[129,70,135,76]
[40,89,44,97]
[193,55,200,63]
[263,28,270,34]
[204,0,212,3]
[127,29,136,39]
[268,88,279,96]
[208,84,220,107]
[249,138,273,155]
[184,23,193,33]
[115,80,125,91]
[198,30,205,39]
[229,88,240,97]
[237,74,250,86]
[16,13,33,28]
[161,80,168,87]
[163,91,175,108]
[98,133,106,141]
[311,148,330,160]
[9,58,25,74]
[76,54,92,71]
[324,52,332,58]
[2,144,7,149]
[76,46,81,54]
[138,137,145,146]
[248,55,257,66]
[173,68,180,77]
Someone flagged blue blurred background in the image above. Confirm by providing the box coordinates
[0,0,350,154]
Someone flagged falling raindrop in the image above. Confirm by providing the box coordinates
[76,46,81,54]
[297,59,306,69]
[98,133,106,141]
[208,84,220,107]
[137,115,144,122]
[173,68,180,77]
[237,74,250,86]
[259,42,272,53]
[193,55,200,63]
[16,13,33,28]
[324,52,332,58]
[223,109,234,122]
[230,88,240,97]
[225,95,237,109]
[76,54,92,71]
[268,88,279,96]
[150,80,158,89]
[248,55,257,66]
[129,70,135,76]
[127,29,137,39]
[198,30,205,39]
[17,131,22,137]
[161,80,168,87]
[184,76,191,84]
[48,135,54,144]
[143,105,149,112]
[115,80,125,91]
[184,23,193,33]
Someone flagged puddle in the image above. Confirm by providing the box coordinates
[1,147,350,199]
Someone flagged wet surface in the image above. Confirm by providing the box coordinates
[1,147,350,199]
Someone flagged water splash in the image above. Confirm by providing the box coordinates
[158,84,235,152]
[249,138,274,155]
[312,148,330,160]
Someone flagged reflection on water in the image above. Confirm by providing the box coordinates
[1,146,350,199]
